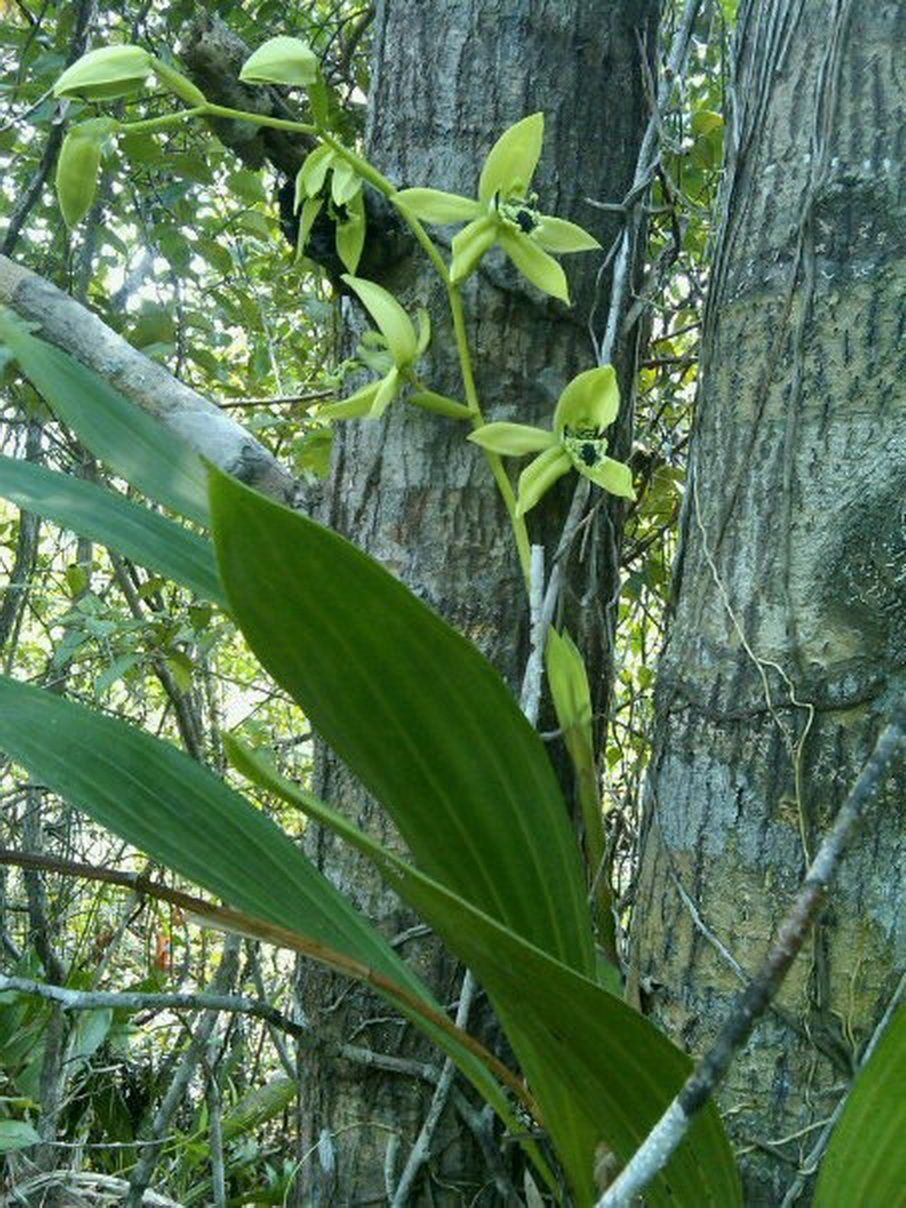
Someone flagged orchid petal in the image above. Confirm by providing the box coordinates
[394,189,481,224]
[553,365,620,434]
[239,36,318,86]
[468,422,556,456]
[331,157,361,206]
[415,307,431,358]
[515,445,572,517]
[450,216,497,283]
[498,229,569,303]
[342,276,417,367]
[369,369,400,418]
[582,456,635,500]
[478,112,544,204]
[535,215,601,253]
[297,144,334,199]
[335,192,365,274]
[319,380,380,420]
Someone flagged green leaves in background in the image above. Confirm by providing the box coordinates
[0,314,209,525]
[0,456,225,608]
[0,675,539,1192]
[815,1004,905,1206]
[208,466,594,977]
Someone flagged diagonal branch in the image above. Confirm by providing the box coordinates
[598,703,905,1206]
[0,254,299,507]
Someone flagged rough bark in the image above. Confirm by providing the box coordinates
[632,1,904,1201]
[298,1,657,1202]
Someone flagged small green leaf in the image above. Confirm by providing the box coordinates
[227,168,267,204]
[298,195,323,259]
[691,108,724,136]
[478,112,544,203]
[341,276,417,367]
[535,215,601,253]
[239,36,318,87]
[53,45,152,101]
[498,229,569,302]
[554,364,620,434]
[393,188,480,224]
[516,446,571,516]
[468,422,555,456]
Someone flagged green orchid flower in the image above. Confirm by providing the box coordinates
[468,365,634,515]
[320,276,430,420]
[393,112,600,303]
[292,144,366,273]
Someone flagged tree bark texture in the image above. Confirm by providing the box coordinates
[633,1,904,1201]
[299,1,657,1202]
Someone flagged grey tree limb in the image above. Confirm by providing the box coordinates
[0,253,300,507]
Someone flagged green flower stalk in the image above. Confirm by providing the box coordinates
[468,365,634,515]
[393,113,600,303]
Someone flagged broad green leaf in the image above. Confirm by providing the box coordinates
[340,276,417,367]
[468,422,555,456]
[0,675,535,1187]
[0,316,209,525]
[0,457,225,607]
[478,112,544,203]
[498,229,569,303]
[209,467,595,976]
[232,740,741,1208]
[815,1005,906,1206]
[239,36,318,87]
[393,188,480,224]
[0,1120,41,1153]
[516,445,571,516]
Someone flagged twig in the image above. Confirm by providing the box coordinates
[598,703,905,1206]
[390,970,477,1204]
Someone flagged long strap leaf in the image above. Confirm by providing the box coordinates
[0,456,225,607]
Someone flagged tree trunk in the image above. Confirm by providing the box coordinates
[298,1,656,1201]
[632,0,904,1201]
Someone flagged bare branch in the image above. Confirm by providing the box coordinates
[598,704,905,1206]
